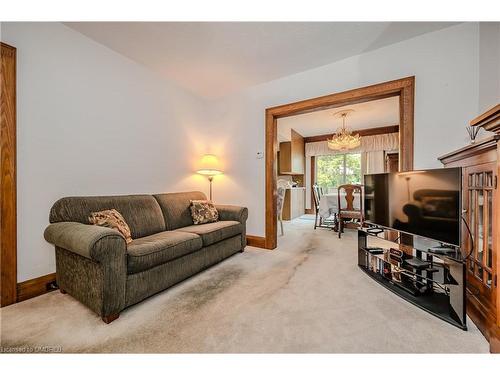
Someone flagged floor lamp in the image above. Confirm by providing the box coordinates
[196,154,223,201]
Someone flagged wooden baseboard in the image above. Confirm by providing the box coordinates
[246,235,267,249]
[304,208,315,215]
[17,273,57,302]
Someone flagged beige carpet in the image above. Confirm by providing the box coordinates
[0,217,489,353]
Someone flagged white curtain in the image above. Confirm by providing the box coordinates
[305,156,312,209]
[306,133,397,192]
[361,151,385,179]
[305,132,399,157]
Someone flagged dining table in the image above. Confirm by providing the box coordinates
[318,191,361,220]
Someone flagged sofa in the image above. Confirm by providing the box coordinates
[44,191,248,323]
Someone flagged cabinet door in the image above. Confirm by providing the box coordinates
[278,142,292,174]
[290,189,305,219]
[464,163,497,318]
[290,129,305,174]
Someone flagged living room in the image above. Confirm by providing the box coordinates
[1,1,500,373]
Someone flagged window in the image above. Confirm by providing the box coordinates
[315,153,361,194]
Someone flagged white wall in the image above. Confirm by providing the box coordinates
[1,23,208,281]
[478,23,500,113]
[2,22,498,281]
[204,23,487,238]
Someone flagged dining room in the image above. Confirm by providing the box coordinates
[276,95,401,239]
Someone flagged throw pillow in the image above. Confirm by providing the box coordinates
[190,200,219,225]
[88,209,133,244]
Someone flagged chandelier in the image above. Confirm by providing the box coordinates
[327,109,361,151]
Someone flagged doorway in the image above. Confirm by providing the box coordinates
[264,77,415,249]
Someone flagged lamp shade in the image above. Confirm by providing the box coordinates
[196,154,223,176]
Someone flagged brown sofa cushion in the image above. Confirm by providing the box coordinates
[175,220,242,247]
[89,209,133,244]
[49,195,166,239]
[127,231,202,274]
[153,191,207,230]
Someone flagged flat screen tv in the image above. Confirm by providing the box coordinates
[363,167,461,246]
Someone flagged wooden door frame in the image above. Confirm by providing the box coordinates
[1,42,17,306]
[264,76,415,249]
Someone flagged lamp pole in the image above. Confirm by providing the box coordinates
[208,175,214,201]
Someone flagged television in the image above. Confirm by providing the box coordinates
[363,167,461,245]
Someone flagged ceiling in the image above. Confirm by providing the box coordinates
[277,96,399,142]
[65,22,457,99]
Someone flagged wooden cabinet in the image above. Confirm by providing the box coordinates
[439,104,500,353]
[464,163,497,314]
[282,188,305,220]
[278,143,292,173]
[279,129,305,174]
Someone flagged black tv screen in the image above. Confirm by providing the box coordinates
[363,167,461,245]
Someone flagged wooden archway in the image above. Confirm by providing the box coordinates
[263,77,415,249]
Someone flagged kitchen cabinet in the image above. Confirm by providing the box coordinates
[282,187,306,220]
[279,129,305,174]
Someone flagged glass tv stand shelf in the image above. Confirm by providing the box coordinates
[358,227,467,330]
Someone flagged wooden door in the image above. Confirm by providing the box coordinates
[464,162,497,319]
[1,42,17,306]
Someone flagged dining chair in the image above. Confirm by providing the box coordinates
[312,184,322,229]
[277,185,287,236]
[312,184,336,230]
[277,179,288,236]
[337,184,364,238]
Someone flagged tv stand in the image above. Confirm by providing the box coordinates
[366,226,384,235]
[358,227,466,330]
[428,244,457,255]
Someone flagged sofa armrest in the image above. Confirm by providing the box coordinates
[215,205,248,224]
[44,222,127,262]
[215,205,248,251]
[44,221,127,319]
